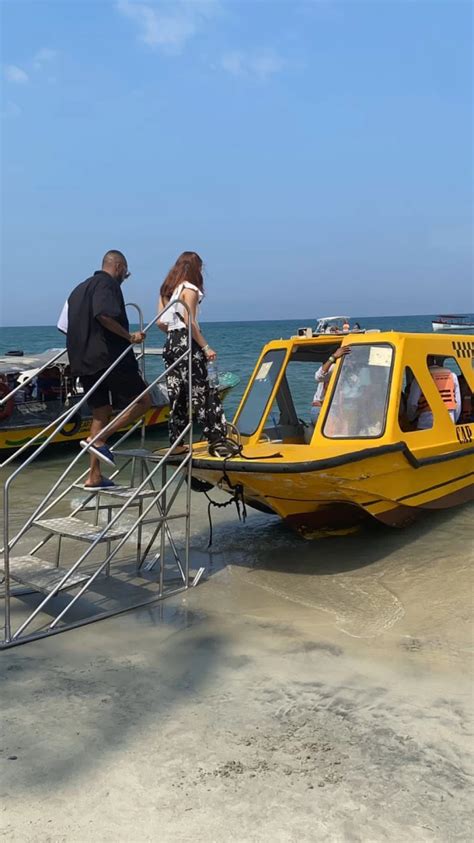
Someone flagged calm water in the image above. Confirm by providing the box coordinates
[1,313,470,421]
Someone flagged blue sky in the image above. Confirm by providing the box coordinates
[1,0,472,326]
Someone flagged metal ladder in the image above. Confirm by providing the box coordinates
[1,301,203,648]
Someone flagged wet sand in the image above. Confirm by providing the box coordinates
[1,485,473,842]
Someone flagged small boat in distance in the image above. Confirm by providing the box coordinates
[432,315,474,333]
[297,317,364,338]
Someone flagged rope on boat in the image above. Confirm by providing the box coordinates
[201,427,283,546]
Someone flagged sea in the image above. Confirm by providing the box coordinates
[2,313,471,422]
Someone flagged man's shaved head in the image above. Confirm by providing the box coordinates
[101,250,129,283]
[102,249,127,267]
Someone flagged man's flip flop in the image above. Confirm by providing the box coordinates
[83,477,117,490]
[80,440,115,467]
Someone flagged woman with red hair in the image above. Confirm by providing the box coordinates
[157,251,227,451]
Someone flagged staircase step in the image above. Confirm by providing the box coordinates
[112,448,155,459]
[114,448,188,462]
[73,483,158,499]
[3,555,89,593]
[33,516,128,542]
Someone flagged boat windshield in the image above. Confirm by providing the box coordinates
[322,343,394,438]
[235,349,287,436]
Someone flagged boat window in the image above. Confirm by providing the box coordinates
[425,355,463,426]
[399,366,433,431]
[400,355,468,431]
[235,349,287,436]
[323,344,393,438]
[258,345,340,443]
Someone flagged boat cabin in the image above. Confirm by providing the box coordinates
[233,331,474,452]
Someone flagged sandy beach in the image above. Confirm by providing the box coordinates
[1,494,473,842]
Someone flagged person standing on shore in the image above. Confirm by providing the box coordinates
[157,251,227,453]
[66,250,151,488]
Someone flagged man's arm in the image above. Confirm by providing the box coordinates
[317,346,351,380]
[97,315,144,344]
[92,278,144,344]
[453,374,462,421]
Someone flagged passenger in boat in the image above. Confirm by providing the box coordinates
[66,250,150,488]
[310,346,351,425]
[342,319,350,332]
[407,356,461,430]
[156,251,227,454]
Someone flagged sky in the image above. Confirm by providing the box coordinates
[0,0,472,326]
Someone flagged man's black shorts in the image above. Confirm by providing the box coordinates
[81,364,147,411]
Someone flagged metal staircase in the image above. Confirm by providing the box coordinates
[1,302,203,648]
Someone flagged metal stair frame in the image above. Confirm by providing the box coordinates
[1,300,197,648]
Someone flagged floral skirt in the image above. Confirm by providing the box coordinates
[163,329,227,445]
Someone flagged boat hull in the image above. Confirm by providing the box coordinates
[189,441,474,535]
[0,404,170,453]
[432,322,474,332]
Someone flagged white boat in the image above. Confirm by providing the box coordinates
[296,317,365,338]
[432,315,474,333]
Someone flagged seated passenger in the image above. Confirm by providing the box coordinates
[407,356,461,429]
[310,346,351,424]
[458,374,473,423]
[342,319,350,332]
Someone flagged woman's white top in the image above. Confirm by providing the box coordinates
[159,282,203,332]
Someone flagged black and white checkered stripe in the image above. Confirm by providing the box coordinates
[452,340,474,359]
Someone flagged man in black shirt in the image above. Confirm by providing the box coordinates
[66,250,150,488]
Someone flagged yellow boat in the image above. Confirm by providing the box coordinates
[188,330,474,534]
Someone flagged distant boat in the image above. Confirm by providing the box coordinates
[432,315,474,333]
[0,348,240,454]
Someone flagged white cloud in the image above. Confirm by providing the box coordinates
[33,48,57,70]
[117,0,217,53]
[4,64,29,84]
[220,48,284,81]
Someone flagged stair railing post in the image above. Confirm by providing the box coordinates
[185,304,193,586]
[2,483,11,643]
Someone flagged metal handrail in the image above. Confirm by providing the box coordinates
[125,301,146,449]
[4,344,189,553]
[2,299,194,642]
[12,431,192,640]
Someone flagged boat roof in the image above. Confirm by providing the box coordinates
[270,329,474,351]
[0,349,68,375]
[0,346,165,376]
[316,315,349,323]
[435,315,470,320]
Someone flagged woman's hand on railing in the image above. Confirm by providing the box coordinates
[203,346,217,361]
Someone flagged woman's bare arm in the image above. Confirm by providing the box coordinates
[181,289,217,360]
